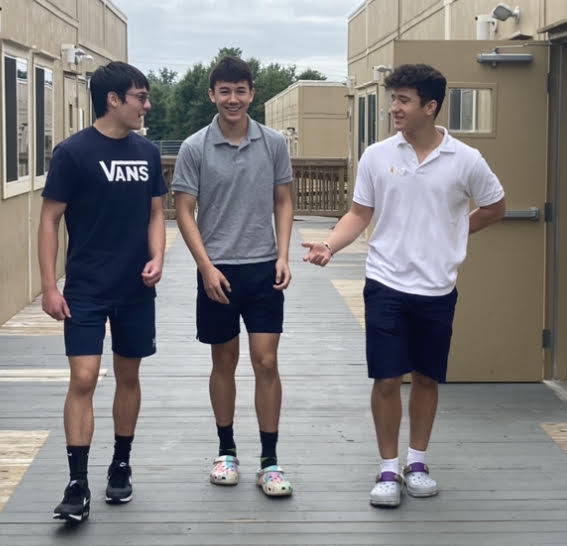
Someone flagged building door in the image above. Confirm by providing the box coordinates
[394,40,549,381]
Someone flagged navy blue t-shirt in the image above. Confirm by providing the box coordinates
[42,126,167,305]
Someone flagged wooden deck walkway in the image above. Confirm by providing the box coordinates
[1,217,567,545]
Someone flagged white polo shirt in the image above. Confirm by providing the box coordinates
[353,127,504,296]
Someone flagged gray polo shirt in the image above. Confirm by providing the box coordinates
[172,114,292,264]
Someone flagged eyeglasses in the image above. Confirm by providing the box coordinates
[126,92,150,104]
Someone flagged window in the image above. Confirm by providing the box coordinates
[367,94,376,145]
[448,88,492,133]
[4,55,29,183]
[35,66,54,179]
[358,95,366,159]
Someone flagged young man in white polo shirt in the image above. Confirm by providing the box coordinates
[172,56,294,497]
[303,64,505,507]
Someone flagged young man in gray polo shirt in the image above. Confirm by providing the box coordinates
[172,56,294,497]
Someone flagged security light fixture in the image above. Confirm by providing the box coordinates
[372,65,392,82]
[61,44,93,65]
[491,3,520,23]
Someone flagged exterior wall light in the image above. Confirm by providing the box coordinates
[491,3,520,23]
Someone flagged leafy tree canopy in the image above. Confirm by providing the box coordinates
[145,47,328,141]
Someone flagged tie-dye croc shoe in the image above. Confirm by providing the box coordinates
[209,455,239,486]
[256,465,293,497]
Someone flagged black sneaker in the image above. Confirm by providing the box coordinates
[53,479,91,522]
[105,461,133,504]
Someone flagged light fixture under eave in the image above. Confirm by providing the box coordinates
[491,3,520,23]
[372,65,392,82]
[477,52,533,67]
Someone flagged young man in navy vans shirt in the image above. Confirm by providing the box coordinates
[38,61,167,522]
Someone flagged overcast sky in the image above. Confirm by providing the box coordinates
[112,0,363,82]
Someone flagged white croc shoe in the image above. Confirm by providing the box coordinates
[369,472,403,507]
[403,463,438,497]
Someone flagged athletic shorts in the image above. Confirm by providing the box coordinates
[64,298,156,358]
[196,260,284,345]
[363,278,458,382]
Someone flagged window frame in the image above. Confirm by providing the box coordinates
[33,58,55,190]
[358,94,366,159]
[2,44,32,199]
[447,82,497,139]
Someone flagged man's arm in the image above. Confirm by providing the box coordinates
[273,183,293,290]
[303,202,374,267]
[175,192,231,304]
[469,197,506,234]
[141,196,166,287]
[38,198,71,320]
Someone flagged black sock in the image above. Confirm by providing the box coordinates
[260,430,278,469]
[217,424,236,457]
[67,445,89,482]
[112,434,134,465]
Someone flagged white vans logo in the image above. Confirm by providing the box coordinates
[99,160,149,182]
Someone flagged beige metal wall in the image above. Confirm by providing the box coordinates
[348,0,567,171]
[265,82,348,158]
[0,0,127,325]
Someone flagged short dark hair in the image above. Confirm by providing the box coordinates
[90,61,149,118]
[209,56,253,91]
[384,64,446,117]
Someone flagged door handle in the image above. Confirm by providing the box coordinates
[503,207,539,221]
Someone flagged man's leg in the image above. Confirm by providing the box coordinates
[113,354,142,437]
[53,355,100,522]
[371,376,403,460]
[210,336,239,427]
[104,354,141,504]
[208,337,240,485]
[249,332,292,497]
[249,333,281,435]
[408,370,438,452]
[64,355,102,446]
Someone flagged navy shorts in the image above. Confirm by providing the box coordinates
[196,260,284,345]
[363,278,458,383]
[64,298,156,358]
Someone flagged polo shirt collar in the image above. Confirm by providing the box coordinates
[394,126,456,154]
[210,114,262,146]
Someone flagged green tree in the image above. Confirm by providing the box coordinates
[296,68,327,81]
[146,47,330,139]
[145,68,177,141]
[250,63,296,123]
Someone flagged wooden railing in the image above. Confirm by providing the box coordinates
[161,156,176,219]
[161,156,349,220]
[292,158,348,217]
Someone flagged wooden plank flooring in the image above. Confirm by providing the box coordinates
[1,217,567,545]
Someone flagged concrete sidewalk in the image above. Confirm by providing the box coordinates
[1,217,567,546]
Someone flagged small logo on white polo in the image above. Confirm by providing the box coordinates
[99,160,149,182]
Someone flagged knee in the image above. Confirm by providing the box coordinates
[411,371,437,390]
[251,353,278,377]
[374,377,401,398]
[115,372,140,391]
[69,370,98,398]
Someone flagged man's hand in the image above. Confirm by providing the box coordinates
[201,264,231,304]
[141,257,164,287]
[273,258,291,291]
[302,242,332,267]
[42,288,71,321]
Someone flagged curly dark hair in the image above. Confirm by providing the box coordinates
[383,64,446,117]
